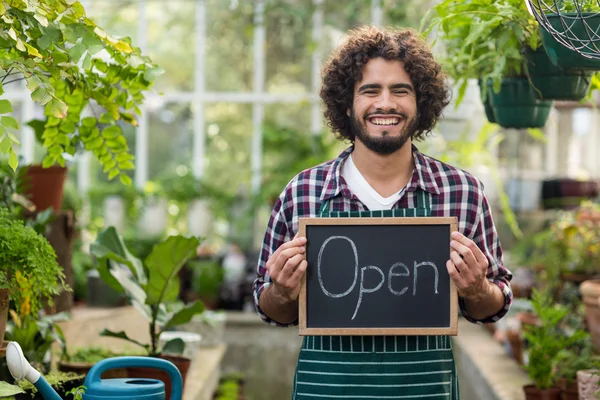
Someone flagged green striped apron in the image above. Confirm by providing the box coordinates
[292,189,460,399]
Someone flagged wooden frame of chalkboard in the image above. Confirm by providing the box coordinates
[298,217,459,336]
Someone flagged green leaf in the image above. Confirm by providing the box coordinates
[99,329,149,352]
[99,112,115,124]
[1,116,19,130]
[108,168,119,180]
[0,136,10,154]
[81,116,96,128]
[102,125,121,139]
[8,150,18,170]
[119,160,135,170]
[31,86,48,103]
[0,382,25,397]
[68,43,86,62]
[161,338,185,355]
[0,100,13,114]
[90,226,147,285]
[120,174,132,186]
[145,235,201,305]
[49,98,68,118]
[164,301,205,329]
[42,154,56,168]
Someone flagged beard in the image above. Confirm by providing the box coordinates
[349,108,418,155]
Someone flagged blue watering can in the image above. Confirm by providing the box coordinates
[6,342,183,400]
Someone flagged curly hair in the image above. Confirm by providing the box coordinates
[320,26,451,142]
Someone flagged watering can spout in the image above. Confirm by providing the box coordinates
[6,342,63,400]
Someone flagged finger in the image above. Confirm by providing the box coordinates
[290,260,308,285]
[451,231,486,264]
[446,260,464,288]
[275,246,306,271]
[279,253,306,281]
[450,251,468,276]
[270,236,307,265]
[450,240,477,267]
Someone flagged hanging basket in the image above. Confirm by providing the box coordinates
[485,78,553,129]
[525,47,593,100]
[478,80,497,123]
[540,13,600,70]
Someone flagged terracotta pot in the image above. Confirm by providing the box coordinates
[23,165,67,212]
[58,361,127,379]
[0,340,8,358]
[558,378,579,400]
[523,384,562,400]
[577,369,600,400]
[507,329,524,365]
[0,289,8,345]
[580,280,600,351]
[126,354,190,399]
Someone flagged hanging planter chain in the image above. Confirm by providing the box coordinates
[526,0,600,60]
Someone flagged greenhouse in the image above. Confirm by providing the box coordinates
[0,0,600,399]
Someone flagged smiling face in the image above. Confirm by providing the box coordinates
[349,58,418,155]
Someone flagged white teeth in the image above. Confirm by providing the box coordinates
[370,117,400,125]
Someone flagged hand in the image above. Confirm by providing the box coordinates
[446,231,491,302]
[266,235,308,303]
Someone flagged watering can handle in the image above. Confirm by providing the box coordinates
[86,357,183,400]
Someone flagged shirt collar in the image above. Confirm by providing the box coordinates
[319,144,441,203]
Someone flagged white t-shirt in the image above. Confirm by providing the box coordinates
[340,154,402,211]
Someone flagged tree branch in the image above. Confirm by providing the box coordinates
[1,68,14,83]
[3,77,26,85]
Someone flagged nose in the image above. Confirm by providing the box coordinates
[374,90,395,111]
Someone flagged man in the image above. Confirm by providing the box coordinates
[253,26,512,399]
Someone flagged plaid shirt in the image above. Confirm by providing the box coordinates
[253,145,513,326]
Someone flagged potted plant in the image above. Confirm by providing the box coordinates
[58,345,128,379]
[89,227,205,397]
[0,0,163,210]
[0,207,67,346]
[422,0,597,128]
[522,289,588,400]
[580,279,600,352]
[554,337,600,400]
[528,0,600,70]
[12,371,85,400]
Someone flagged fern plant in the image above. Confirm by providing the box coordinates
[0,206,67,316]
[523,289,589,389]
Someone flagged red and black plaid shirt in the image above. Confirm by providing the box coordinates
[253,145,513,326]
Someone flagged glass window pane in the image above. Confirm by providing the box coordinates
[205,1,253,92]
[264,0,313,94]
[146,102,194,182]
[87,1,138,44]
[203,103,252,194]
[146,1,196,93]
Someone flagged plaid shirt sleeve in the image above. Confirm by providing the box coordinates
[252,190,298,327]
[458,184,513,324]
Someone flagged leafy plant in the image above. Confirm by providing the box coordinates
[422,0,541,105]
[65,385,86,400]
[523,289,589,389]
[554,336,600,386]
[90,226,205,356]
[60,345,123,363]
[5,311,68,374]
[0,207,67,316]
[0,381,24,397]
[0,0,162,184]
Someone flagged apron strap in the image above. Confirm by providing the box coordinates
[320,188,431,216]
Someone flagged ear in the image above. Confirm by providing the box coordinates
[346,108,351,117]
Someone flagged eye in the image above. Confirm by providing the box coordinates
[363,90,378,95]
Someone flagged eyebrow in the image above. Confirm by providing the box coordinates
[357,83,414,93]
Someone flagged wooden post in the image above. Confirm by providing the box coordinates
[45,210,76,314]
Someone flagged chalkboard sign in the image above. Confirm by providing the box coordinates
[298,217,458,336]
